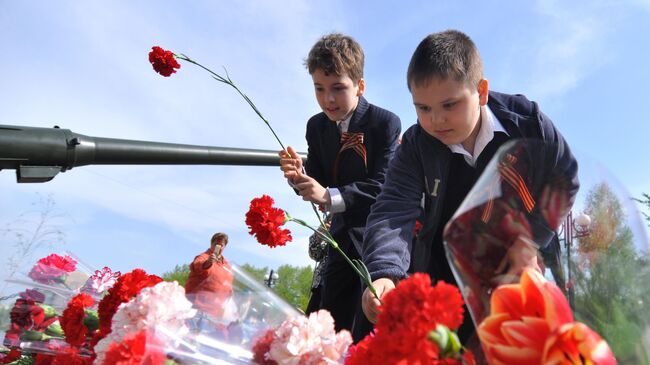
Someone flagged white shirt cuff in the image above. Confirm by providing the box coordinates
[328,188,346,213]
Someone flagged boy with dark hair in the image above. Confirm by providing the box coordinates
[360,30,578,341]
[280,33,401,337]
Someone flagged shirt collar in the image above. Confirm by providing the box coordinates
[448,104,507,166]
[336,112,353,133]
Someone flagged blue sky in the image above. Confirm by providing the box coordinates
[1,1,649,282]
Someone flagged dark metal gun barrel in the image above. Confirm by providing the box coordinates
[0,124,304,183]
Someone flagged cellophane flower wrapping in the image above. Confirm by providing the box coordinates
[1,252,303,364]
[0,252,107,363]
[443,139,649,364]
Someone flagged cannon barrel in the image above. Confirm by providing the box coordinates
[0,124,305,183]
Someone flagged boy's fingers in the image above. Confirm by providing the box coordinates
[287,146,298,158]
[280,164,298,172]
[287,146,303,169]
[362,289,379,323]
[280,158,298,167]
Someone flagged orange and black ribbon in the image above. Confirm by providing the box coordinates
[480,154,535,223]
[332,132,366,184]
[498,161,536,213]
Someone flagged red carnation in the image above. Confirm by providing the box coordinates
[148,46,180,77]
[377,274,464,336]
[3,324,21,347]
[9,298,57,330]
[96,269,162,341]
[0,349,22,364]
[252,329,277,365]
[347,274,467,364]
[101,330,167,365]
[344,331,374,365]
[19,288,46,303]
[35,347,93,365]
[61,293,95,346]
[28,254,77,285]
[245,195,292,248]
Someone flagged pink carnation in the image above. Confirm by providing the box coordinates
[268,310,352,365]
[81,267,121,295]
[28,254,77,285]
[94,281,196,364]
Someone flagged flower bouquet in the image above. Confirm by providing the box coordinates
[1,252,355,364]
[443,139,650,363]
[4,253,105,305]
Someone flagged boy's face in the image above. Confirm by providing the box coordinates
[411,76,488,152]
[312,68,365,122]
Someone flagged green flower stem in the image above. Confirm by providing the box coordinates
[287,216,381,302]
[428,324,460,358]
[45,321,64,338]
[175,54,286,151]
[174,53,330,229]
[37,303,57,318]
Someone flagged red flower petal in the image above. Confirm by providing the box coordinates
[61,293,95,346]
[520,269,573,328]
[354,274,466,363]
[96,269,162,341]
[148,46,180,77]
[102,330,167,365]
[245,195,292,248]
[542,322,616,365]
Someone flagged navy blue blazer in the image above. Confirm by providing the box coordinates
[362,91,579,280]
[305,96,401,253]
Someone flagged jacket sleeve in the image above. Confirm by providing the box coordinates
[304,117,327,186]
[362,130,425,281]
[531,106,580,249]
[336,111,401,211]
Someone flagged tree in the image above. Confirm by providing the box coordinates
[633,193,650,226]
[239,263,268,283]
[240,263,313,311]
[273,264,313,312]
[572,183,650,364]
[161,264,190,287]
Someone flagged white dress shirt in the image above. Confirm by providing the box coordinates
[327,113,354,213]
[448,105,508,167]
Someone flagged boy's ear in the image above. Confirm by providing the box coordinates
[478,79,489,106]
[356,78,366,97]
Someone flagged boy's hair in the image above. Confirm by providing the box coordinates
[305,33,364,84]
[407,29,483,90]
[211,232,228,245]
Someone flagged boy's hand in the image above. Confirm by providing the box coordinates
[293,175,331,207]
[493,235,543,285]
[279,146,303,183]
[362,278,395,323]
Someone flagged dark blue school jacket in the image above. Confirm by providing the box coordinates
[305,96,401,254]
[362,91,579,281]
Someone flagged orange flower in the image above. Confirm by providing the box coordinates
[541,322,616,365]
[477,269,574,364]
